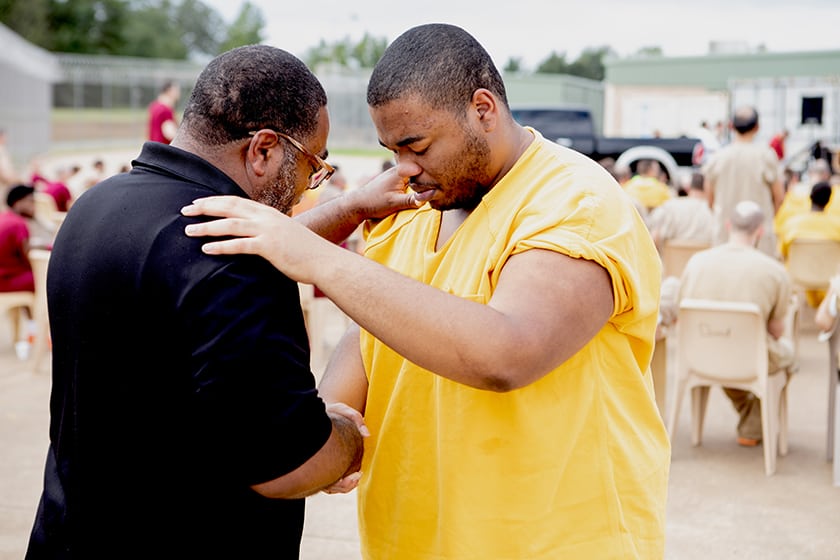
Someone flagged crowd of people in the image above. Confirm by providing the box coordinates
[1,21,839,560]
[602,104,840,448]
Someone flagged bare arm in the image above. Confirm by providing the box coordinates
[183,198,615,392]
[815,276,840,333]
[162,119,178,142]
[704,175,715,209]
[767,317,786,340]
[319,323,368,413]
[250,407,365,499]
[770,178,785,214]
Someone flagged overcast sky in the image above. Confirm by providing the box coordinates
[204,0,839,68]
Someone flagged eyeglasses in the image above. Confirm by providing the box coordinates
[249,129,335,190]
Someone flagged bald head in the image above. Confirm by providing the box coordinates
[729,200,765,234]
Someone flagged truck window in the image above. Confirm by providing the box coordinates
[510,109,594,138]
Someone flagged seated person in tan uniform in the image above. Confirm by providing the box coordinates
[679,200,795,447]
[647,171,714,252]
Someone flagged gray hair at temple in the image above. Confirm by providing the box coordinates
[729,200,765,234]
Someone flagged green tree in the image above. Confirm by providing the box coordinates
[566,46,613,80]
[177,0,226,56]
[635,46,663,57]
[503,57,523,73]
[0,0,233,59]
[536,46,613,81]
[351,32,387,68]
[118,0,187,58]
[303,33,389,70]
[218,1,262,54]
[0,0,51,47]
[536,51,569,74]
[47,0,129,54]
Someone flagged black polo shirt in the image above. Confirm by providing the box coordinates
[27,142,332,559]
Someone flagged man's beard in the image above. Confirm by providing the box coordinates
[252,150,300,215]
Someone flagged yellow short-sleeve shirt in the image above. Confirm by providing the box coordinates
[358,130,669,560]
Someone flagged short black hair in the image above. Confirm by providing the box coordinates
[181,45,327,146]
[6,184,34,208]
[367,24,508,115]
[811,181,833,209]
[732,106,759,135]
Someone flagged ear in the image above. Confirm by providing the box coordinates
[245,130,278,178]
[471,88,499,132]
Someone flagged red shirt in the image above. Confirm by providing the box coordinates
[0,210,33,292]
[42,181,72,212]
[148,100,175,144]
[769,134,785,160]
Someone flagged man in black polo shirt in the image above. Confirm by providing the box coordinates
[26,45,418,559]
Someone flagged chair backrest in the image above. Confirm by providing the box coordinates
[661,240,710,279]
[786,238,840,291]
[677,298,767,383]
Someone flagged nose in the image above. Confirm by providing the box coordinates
[395,158,422,182]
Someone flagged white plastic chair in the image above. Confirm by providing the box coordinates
[786,238,840,292]
[0,291,34,348]
[28,249,51,372]
[668,298,794,476]
[661,239,710,280]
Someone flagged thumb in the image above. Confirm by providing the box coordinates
[408,189,434,207]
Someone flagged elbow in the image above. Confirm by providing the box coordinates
[467,360,549,393]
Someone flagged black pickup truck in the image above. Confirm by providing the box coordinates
[510,106,700,184]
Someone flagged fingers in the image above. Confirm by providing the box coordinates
[181,196,276,218]
[322,472,362,494]
[409,189,434,207]
[194,237,261,256]
[326,402,371,437]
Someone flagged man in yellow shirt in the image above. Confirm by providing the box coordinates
[183,24,669,559]
[623,158,673,212]
[774,158,833,234]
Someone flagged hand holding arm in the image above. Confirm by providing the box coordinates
[250,403,367,499]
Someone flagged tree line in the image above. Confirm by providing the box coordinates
[1,0,628,80]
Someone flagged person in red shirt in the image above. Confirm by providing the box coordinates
[0,184,35,292]
[147,81,181,144]
[769,129,788,160]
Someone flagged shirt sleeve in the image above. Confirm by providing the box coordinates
[178,256,332,486]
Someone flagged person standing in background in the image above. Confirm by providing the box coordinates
[147,80,181,144]
[703,106,784,258]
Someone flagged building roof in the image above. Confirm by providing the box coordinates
[604,49,840,90]
[0,23,61,82]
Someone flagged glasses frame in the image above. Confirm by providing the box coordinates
[248,129,335,190]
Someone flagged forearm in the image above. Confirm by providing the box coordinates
[312,245,572,392]
[319,324,368,412]
[771,180,784,213]
[295,191,366,245]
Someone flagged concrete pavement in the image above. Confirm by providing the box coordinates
[3,305,840,559]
